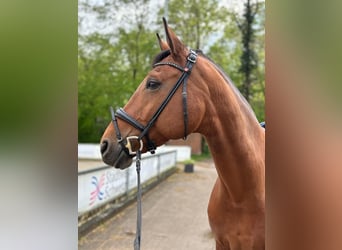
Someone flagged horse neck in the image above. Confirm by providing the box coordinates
[197,62,265,204]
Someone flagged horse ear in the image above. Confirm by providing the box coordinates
[162,17,185,59]
[156,33,169,51]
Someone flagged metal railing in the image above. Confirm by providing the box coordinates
[78,150,177,217]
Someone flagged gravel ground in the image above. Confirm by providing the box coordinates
[79,159,217,250]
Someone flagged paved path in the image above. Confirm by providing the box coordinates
[79,159,217,250]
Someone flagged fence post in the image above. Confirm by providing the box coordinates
[157,153,161,180]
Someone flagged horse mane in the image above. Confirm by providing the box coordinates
[195,50,259,121]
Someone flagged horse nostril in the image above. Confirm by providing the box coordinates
[100,140,109,155]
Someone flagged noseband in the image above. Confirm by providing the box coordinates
[110,50,198,156]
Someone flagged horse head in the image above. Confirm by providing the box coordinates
[100,18,208,169]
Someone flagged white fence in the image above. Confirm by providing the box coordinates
[78,145,190,216]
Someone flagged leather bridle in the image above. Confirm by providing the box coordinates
[110,50,198,157]
[109,50,197,250]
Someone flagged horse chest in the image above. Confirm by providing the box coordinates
[208,179,265,249]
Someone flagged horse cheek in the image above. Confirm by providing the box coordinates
[164,115,184,139]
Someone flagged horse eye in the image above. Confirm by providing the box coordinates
[146,80,161,90]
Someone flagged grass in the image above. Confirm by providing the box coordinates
[191,152,212,162]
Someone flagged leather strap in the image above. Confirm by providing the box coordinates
[116,108,145,131]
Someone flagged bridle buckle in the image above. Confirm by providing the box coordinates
[125,136,144,156]
[187,50,197,64]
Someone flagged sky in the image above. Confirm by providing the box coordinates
[79,0,264,36]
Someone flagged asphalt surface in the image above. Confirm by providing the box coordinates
[79,159,217,250]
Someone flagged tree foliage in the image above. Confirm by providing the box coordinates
[240,0,265,120]
[208,0,265,121]
[78,0,265,142]
[158,0,228,50]
[78,0,159,142]
[237,0,260,103]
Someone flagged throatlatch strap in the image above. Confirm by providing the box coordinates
[182,77,188,139]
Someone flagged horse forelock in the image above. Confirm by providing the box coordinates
[152,50,171,66]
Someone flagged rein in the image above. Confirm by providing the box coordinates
[133,150,142,250]
[109,50,198,250]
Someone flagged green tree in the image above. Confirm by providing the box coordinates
[207,16,243,88]
[78,0,160,142]
[236,0,262,103]
[159,0,228,50]
[249,1,265,121]
[209,0,265,122]
[237,0,265,121]
[78,34,122,142]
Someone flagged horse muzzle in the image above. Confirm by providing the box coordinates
[100,139,133,169]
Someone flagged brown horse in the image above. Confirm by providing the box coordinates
[100,18,265,250]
